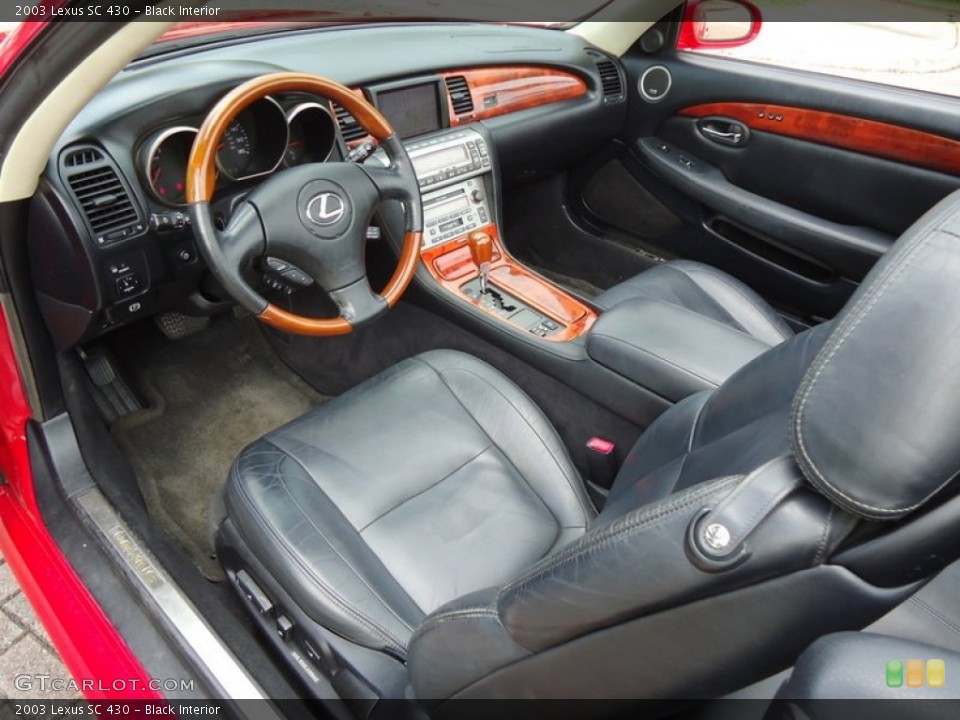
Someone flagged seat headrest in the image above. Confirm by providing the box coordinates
[792,190,960,521]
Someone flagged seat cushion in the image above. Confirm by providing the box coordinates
[594,260,794,347]
[224,350,594,658]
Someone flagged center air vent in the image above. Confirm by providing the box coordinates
[60,145,144,246]
[445,76,475,116]
[587,49,625,102]
[332,102,368,143]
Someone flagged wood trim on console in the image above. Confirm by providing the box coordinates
[421,225,597,342]
[679,103,960,177]
[441,67,588,126]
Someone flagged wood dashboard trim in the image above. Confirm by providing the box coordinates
[420,225,598,342]
[679,103,960,177]
[441,67,588,126]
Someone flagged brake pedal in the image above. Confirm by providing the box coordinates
[78,347,143,425]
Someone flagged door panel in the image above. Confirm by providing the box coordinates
[583,51,960,322]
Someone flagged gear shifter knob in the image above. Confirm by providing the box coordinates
[469,231,494,294]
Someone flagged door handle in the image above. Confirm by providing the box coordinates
[698,117,751,148]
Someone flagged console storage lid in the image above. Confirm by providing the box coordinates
[586,296,770,402]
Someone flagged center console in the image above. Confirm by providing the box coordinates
[405,128,598,342]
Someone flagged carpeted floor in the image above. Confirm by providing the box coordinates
[110,316,326,580]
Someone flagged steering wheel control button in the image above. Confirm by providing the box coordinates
[298,181,353,239]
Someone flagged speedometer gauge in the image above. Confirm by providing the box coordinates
[144,127,197,207]
[217,120,253,179]
[215,96,288,181]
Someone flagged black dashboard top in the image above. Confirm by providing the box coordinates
[32,22,627,350]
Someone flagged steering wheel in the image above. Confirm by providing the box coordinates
[186,73,422,336]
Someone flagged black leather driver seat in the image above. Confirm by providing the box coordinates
[594,259,794,348]
[223,351,594,658]
[220,191,960,703]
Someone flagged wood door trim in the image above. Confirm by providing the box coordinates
[679,102,960,176]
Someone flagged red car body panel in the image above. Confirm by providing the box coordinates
[676,0,762,51]
[0,23,163,700]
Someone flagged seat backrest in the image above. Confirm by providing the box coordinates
[408,190,960,702]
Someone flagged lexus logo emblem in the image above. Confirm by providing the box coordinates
[306,192,347,226]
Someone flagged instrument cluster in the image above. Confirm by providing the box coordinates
[140,95,339,207]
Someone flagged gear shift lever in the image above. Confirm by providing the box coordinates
[469,231,494,295]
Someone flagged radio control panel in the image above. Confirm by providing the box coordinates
[407,129,491,190]
[422,178,490,249]
[403,128,494,250]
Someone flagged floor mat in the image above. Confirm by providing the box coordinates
[111,316,326,580]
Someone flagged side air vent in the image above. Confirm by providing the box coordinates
[587,49,626,102]
[597,61,625,99]
[332,102,368,143]
[445,76,475,116]
[60,145,144,246]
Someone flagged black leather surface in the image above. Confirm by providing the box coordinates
[225,350,594,658]
[223,192,960,701]
[586,295,773,402]
[778,633,960,700]
[593,259,795,346]
[869,559,960,653]
[792,189,960,521]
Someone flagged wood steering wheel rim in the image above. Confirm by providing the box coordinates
[186,72,422,337]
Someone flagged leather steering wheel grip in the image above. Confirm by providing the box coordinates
[185,72,422,337]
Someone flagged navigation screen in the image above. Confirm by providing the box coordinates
[377,84,441,139]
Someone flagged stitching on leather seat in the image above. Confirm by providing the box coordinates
[410,608,501,643]
[414,356,594,526]
[357,444,494,533]
[499,476,741,602]
[676,262,792,342]
[231,445,413,655]
[792,216,956,517]
[590,332,723,387]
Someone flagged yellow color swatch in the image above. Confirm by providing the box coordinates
[927,660,945,688]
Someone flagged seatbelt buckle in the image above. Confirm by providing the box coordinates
[586,437,618,490]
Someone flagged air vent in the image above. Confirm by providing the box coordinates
[60,145,143,245]
[444,76,474,116]
[332,103,368,143]
[63,147,103,167]
[586,49,626,102]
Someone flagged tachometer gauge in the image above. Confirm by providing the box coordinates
[144,127,197,207]
[217,119,253,179]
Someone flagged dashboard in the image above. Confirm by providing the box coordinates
[28,23,627,350]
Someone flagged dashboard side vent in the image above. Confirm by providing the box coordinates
[597,60,625,100]
[60,145,143,245]
[445,76,474,116]
[332,102,368,143]
[586,49,626,102]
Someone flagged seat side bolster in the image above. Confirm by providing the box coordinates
[408,588,531,702]
[497,470,842,653]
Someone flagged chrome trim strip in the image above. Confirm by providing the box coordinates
[284,101,337,165]
[74,488,282,711]
[144,125,198,208]
[216,95,290,183]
